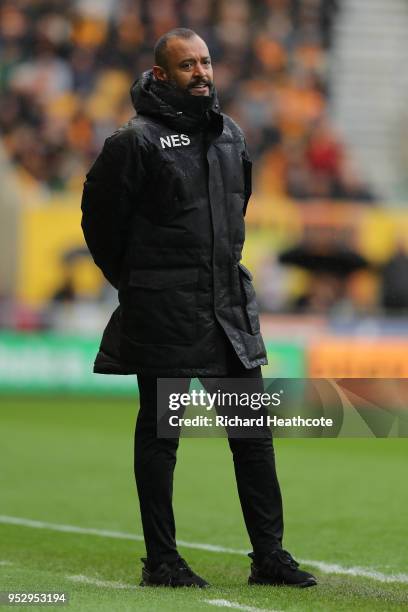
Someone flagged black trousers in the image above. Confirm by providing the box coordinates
[134,346,284,566]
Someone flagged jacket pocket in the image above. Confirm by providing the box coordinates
[122,268,199,345]
[238,262,260,335]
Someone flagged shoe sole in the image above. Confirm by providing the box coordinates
[248,577,317,588]
[140,580,209,588]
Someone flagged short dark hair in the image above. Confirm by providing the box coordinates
[154,28,198,70]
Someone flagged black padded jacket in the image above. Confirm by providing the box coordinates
[81,70,267,376]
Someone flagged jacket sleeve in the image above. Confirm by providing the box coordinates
[81,130,144,289]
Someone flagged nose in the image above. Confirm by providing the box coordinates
[193,62,206,78]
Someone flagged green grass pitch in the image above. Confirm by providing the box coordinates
[1,395,407,611]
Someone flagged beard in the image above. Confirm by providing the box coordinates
[149,70,219,122]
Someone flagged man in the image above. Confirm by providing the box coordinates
[81,28,316,589]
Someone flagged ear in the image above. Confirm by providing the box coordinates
[153,65,168,81]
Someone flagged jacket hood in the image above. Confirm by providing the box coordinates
[130,69,221,132]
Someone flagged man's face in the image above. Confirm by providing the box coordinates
[154,35,214,96]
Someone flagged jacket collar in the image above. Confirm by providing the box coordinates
[130,70,222,134]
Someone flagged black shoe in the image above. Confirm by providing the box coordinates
[140,556,210,588]
[248,549,317,588]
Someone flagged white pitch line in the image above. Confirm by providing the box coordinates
[67,574,138,590]
[0,515,246,555]
[300,559,408,585]
[68,577,280,612]
[67,576,278,612]
[0,515,144,543]
[0,560,13,566]
[1,515,408,585]
[205,599,280,612]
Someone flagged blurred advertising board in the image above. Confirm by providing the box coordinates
[263,340,305,378]
[308,338,408,377]
[16,200,104,307]
[0,333,304,394]
[0,332,137,395]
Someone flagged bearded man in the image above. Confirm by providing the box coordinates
[81,28,317,590]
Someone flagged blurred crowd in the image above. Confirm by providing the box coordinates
[0,0,375,201]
